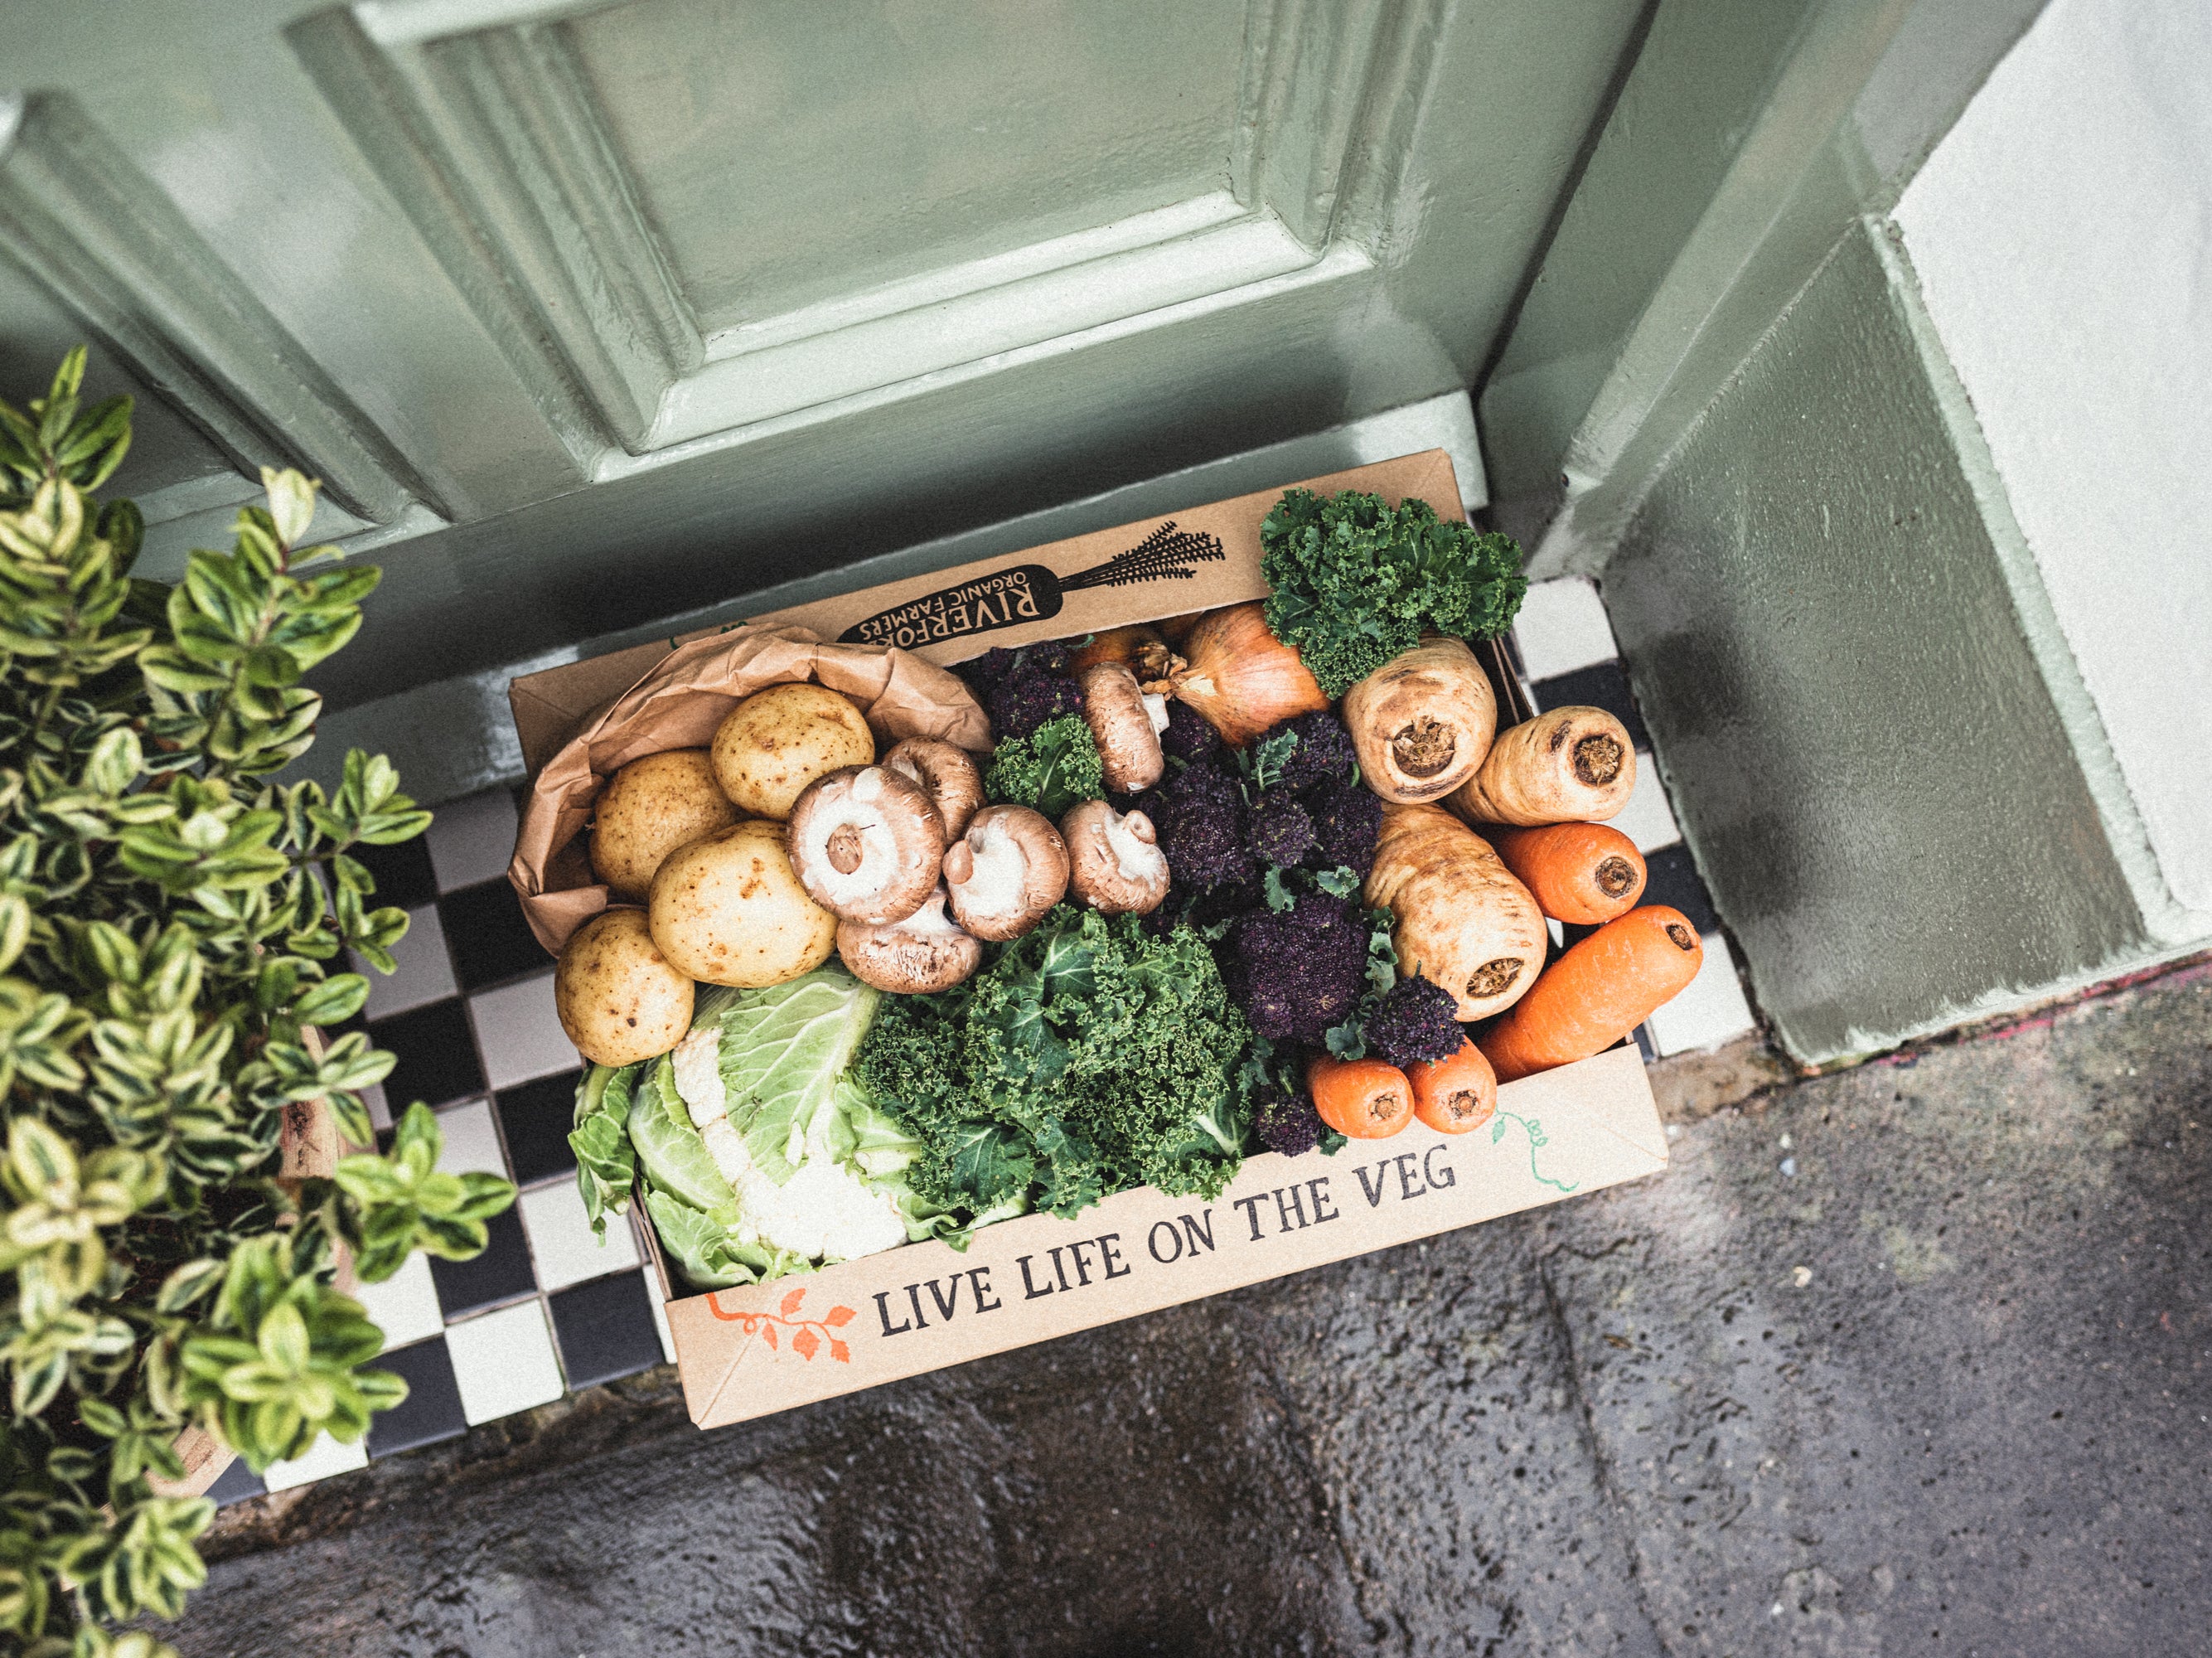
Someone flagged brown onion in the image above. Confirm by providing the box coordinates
[1064,623,1164,676]
[1152,603,1329,747]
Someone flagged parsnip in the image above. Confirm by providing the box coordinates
[1339,637,1497,803]
[1450,705,1635,826]
[1363,801,1547,1020]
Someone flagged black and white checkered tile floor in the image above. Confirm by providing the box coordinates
[207,789,670,1505]
[219,574,1753,1504]
[1504,576,1757,1060]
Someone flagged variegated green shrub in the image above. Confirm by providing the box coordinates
[0,351,513,1656]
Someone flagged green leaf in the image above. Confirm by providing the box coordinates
[259,467,319,547]
[154,1259,225,1315]
[293,973,367,1027]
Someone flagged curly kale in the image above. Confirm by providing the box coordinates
[1260,488,1527,699]
[1150,760,1251,891]
[1229,890,1370,1045]
[984,714,1104,819]
[854,907,1252,1219]
[1307,777,1383,878]
[1361,973,1464,1069]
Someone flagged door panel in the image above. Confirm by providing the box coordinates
[2,0,1648,707]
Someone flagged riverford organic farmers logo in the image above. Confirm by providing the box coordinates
[838,521,1227,650]
[705,1285,858,1362]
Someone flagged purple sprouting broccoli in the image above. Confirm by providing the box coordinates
[1231,890,1369,1043]
[1159,699,1220,765]
[985,645,1082,740]
[1253,1084,1324,1156]
[954,646,1021,701]
[1152,761,1251,891]
[1307,776,1383,877]
[1246,787,1317,869]
[1361,974,1464,1069]
[1260,710,1359,794]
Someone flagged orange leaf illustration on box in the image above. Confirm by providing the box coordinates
[705,1286,858,1362]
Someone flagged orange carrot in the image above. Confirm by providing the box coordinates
[1478,906,1704,1082]
[1406,1039,1497,1134]
[1485,822,1647,925]
[1307,1054,1415,1140]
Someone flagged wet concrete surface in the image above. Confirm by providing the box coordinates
[177,962,2212,1656]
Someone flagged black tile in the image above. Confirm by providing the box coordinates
[1642,844,1720,937]
[348,833,439,913]
[367,997,483,1110]
[1529,659,1651,754]
[206,1457,266,1509]
[1498,625,1527,682]
[438,878,549,991]
[497,1069,583,1186]
[549,1272,665,1390]
[366,1337,468,1458]
[428,1208,535,1317]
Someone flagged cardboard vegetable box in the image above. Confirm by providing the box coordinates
[506,450,1667,1428]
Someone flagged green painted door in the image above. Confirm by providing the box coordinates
[1,0,1645,711]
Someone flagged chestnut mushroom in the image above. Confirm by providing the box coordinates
[942,805,1068,942]
[1060,799,1170,916]
[786,765,944,924]
[837,888,982,995]
[1076,662,1166,793]
[883,738,985,842]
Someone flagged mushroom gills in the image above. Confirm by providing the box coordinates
[951,815,1037,925]
[1101,807,1167,884]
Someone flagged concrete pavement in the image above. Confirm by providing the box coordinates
[176,959,2212,1656]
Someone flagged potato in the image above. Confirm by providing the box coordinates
[554,908,694,1067]
[648,819,837,987]
[712,683,874,820]
[589,748,742,901]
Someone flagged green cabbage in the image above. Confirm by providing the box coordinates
[569,964,1019,1290]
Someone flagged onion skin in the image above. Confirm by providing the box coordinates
[1165,603,1329,748]
[1066,624,1163,676]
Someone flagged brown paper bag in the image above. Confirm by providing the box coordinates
[508,623,992,956]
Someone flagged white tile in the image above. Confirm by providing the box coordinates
[425,788,519,894]
[361,1079,392,1134]
[520,1180,640,1292]
[356,904,456,1020]
[261,1432,368,1492]
[353,1250,444,1350]
[1610,751,1682,855]
[643,1268,676,1365]
[1648,933,1759,1057]
[444,1300,566,1425]
[434,1098,506,1179]
[1513,576,1619,681]
[471,972,579,1090]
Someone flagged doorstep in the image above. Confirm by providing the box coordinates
[234,574,1754,1504]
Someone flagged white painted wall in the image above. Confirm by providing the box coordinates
[1894,0,2212,928]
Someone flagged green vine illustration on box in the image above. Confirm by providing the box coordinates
[706,1285,858,1362]
[1491,1112,1579,1194]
